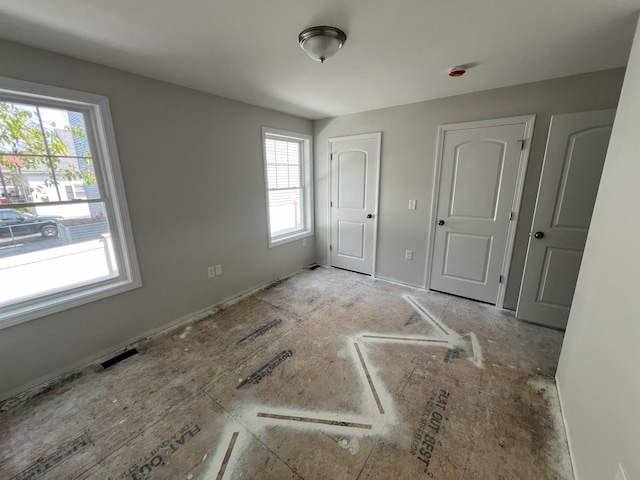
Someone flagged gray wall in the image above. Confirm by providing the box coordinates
[556,16,640,480]
[314,69,624,307]
[0,40,314,400]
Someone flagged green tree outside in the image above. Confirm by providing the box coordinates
[0,101,95,205]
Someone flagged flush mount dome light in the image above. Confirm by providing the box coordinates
[298,26,347,63]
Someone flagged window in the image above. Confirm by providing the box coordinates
[64,185,87,200]
[0,77,141,328]
[74,185,88,199]
[262,128,313,247]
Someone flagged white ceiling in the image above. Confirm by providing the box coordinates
[0,1,639,120]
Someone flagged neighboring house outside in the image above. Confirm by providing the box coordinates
[0,125,95,219]
[69,112,102,218]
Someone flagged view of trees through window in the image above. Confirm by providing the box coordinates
[0,98,116,309]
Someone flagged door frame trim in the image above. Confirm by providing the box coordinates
[327,132,382,277]
[424,115,536,308]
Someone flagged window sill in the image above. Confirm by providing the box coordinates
[268,230,313,248]
[0,276,142,330]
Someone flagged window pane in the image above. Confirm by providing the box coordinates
[1,104,97,205]
[268,188,303,236]
[0,202,116,307]
[39,107,93,158]
[266,164,301,189]
[0,102,47,155]
[265,138,302,191]
[51,156,99,199]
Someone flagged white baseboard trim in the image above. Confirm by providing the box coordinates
[370,273,424,291]
[556,375,579,480]
[319,260,424,290]
[0,263,313,407]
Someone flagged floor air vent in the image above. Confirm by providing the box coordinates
[307,264,320,270]
[101,348,140,369]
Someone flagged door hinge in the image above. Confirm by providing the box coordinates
[510,212,514,221]
[330,154,334,160]
[330,245,333,251]
[518,139,525,151]
[330,201,333,207]
[499,275,503,283]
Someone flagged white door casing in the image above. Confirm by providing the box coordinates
[329,133,381,275]
[516,110,615,329]
[428,116,535,306]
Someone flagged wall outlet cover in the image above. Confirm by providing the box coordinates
[214,264,223,276]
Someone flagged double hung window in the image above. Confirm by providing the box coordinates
[0,77,140,328]
[262,128,313,247]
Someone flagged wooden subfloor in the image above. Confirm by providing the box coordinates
[0,267,572,479]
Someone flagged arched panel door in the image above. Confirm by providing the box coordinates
[517,110,615,329]
[330,134,381,274]
[430,121,528,304]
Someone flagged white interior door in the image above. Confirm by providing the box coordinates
[430,117,533,304]
[517,110,615,329]
[330,133,381,275]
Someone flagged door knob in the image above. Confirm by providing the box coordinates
[438,220,445,226]
[533,231,545,239]
[367,214,373,219]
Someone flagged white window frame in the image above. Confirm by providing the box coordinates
[262,127,314,248]
[0,76,141,329]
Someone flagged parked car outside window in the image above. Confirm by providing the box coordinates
[0,209,62,238]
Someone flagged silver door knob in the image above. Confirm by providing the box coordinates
[438,220,445,226]
[534,231,545,239]
[367,214,373,219]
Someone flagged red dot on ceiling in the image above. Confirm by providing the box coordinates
[448,68,466,77]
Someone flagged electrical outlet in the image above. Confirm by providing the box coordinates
[409,200,417,210]
[214,264,223,276]
[207,266,216,278]
[405,250,413,260]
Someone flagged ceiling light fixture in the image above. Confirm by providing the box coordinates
[298,26,347,63]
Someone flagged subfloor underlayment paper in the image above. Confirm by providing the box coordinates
[0,267,572,479]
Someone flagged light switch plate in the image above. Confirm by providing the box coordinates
[214,264,223,276]
[409,200,417,209]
